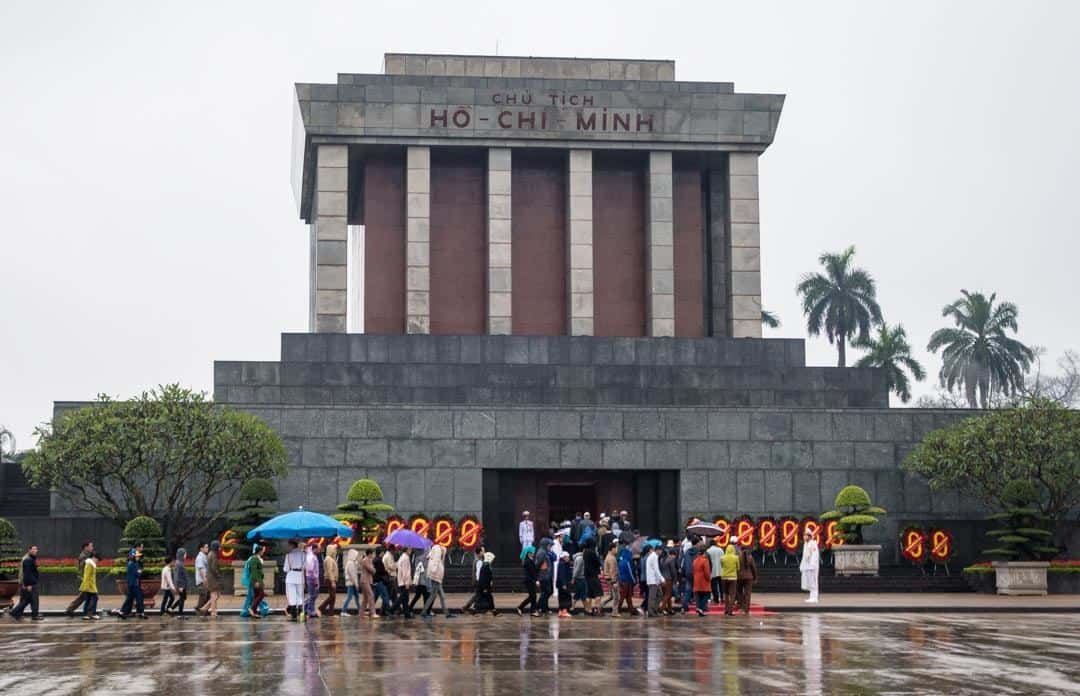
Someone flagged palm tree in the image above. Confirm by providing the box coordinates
[926,290,1034,408]
[761,310,781,329]
[796,246,883,367]
[854,324,926,403]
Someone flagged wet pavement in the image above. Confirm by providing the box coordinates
[0,613,1077,695]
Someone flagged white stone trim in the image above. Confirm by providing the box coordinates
[568,150,593,335]
[313,144,349,333]
[728,153,762,338]
[406,146,431,334]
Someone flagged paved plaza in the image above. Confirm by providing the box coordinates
[0,612,1077,695]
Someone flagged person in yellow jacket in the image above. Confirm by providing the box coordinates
[79,553,100,620]
[719,544,740,616]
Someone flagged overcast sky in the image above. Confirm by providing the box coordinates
[1,1,1077,449]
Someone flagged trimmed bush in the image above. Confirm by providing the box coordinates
[821,485,887,544]
[983,480,1057,561]
[336,478,394,536]
[115,515,167,577]
[0,517,22,580]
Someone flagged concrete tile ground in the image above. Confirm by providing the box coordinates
[0,612,1077,694]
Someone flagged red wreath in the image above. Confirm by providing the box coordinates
[900,526,927,564]
[823,519,844,550]
[929,528,953,564]
[757,517,779,552]
[779,517,801,553]
[733,516,756,548]
[431,515,455,548]
[407,514,432,540]
[457,515,483,551]
[382,515,406,544]
[712,516,731,547]
[801,517,821,547]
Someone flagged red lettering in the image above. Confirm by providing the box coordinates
[636,113,654,132]
[430,109,447,127]
[498,110,513,128]
[518,111,535,129]
[613,113,630,131]
[577,112,596,130]
[452,108,471,128]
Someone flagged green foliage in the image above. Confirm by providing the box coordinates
[796,245,883,368]
[962,565,995,575]
[902,399,1080,553]
[854,324,926,403]
[115,515,167,577]
[0,517,21,580]
[761,310,781,329]
[226,478,280,559]
[982,479,1057,561]
[21,384,289,549]
[822,485,886,544]
[335,478,393,533]
[926,289,1034,408]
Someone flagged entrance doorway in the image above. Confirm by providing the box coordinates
[547,483,597,528]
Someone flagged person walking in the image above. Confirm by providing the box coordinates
[318,544,339,617]
[516,545,539,616]
[64,540,93,618]
[381,546,398,605]
[172,548,189,619]
[247,545,267,619]
[800,530,820,603]
[645,544,662,617]
[193,542,209,614]
[720,544,740,616]
[422,542,449,618]
[10,544,43,621]
[392,547,413,618]
[474,551,499,616]
[197,541,222,617]
[536,542,553,615]
[408,550,430,614]
[616,544,636,616]
[518,511,534,554]
[571,548,586,614]
[371,550,392,617]
[555,551,573,618]
[692,546,712,617]
[706,540,725,605]
[341,548,360,616]
[282,540,305,620]
[582,539,602,616]
[304,542,321,618]
[660,545,677,615]
[80,553,100,620]
[117,546,147,620]
[679,544,697,614]
[459,547,485,614]
[359,550,379,618]
[737,545,758,614]
[602,542,620,616]
[159,555,178,618]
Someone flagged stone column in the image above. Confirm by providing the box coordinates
[647,152,675,337]
[728,153,762,338]
[312,144,348,333]
[406,146,431,334]
[568,150,593,336]
[708,163,729,337]
[487,149,512,334]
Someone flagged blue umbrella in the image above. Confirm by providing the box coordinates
[246,507,353,540]
[385,528,433,550]
[647,538,663,548]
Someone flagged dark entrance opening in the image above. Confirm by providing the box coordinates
[547,483,597,528]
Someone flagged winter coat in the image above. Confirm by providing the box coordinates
[79,558,98,594]
[413,555,429,588]
[396,552,412,588]
[323,546,340,588]
[645,551,662,586]
[344,550,359,588]
[125,556,141,588]
[617,549,635,583]
[174,549,189,591]
[161,565,177,592]
[719,545,740,580]
[521,556,538,587]
[692,554,711,593]
[426,544,446,583]
[206,553,222,592]
[360,555,375,585]
[738,549,758,582]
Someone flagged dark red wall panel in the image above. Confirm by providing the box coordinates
[512,151,566,335]
[363,151,406,334]
[593,153,646,337]
[673,164,706,337]
[430,149,486,335]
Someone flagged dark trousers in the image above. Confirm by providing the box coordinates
[83,593,99,616]
[681,579,694,612]
[11,585,39,618]
[695,591,709,613]
[393,585,412,617]
[408,585,429,611]
[538,588,552,613]
[120,584,144,616]
[517,585,537,613]
[159,590,176,615]
[195,585,209,612]
[618,581,636,614]
[737,579,753,613]
[372,581,391,614]
[250,586,266,615]
[723,579,738,614]
[318,585,337,615]
[711,576,724,603]
[461,588,480,612]
[66,590,89,614]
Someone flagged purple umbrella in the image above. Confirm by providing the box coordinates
[385,528,433,550]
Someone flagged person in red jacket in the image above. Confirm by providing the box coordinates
[691,546,712,617]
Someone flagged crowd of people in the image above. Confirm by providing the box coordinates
[4,510,821,622]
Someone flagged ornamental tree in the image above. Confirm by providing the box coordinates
[225,478,280,560]
[902,398,1080,551]
[334,478,394,539]
[22,384,289,549]
[114,515,167,578]
[820,485,886,544]
[0,517,21,581]
[984,480,1057,561]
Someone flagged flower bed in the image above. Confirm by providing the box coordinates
[963,560,1080,594]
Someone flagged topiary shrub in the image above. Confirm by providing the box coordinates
[225,477,279,560]
[335,478,394,539]
[115,515,167,577]
[821,485,887,544]
[983,480,1057,561]
[0,517,22,580]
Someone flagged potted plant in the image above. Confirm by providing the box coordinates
[984,480,1057,595]
[0,517,22,607]
[113,515,166,606]
[334,478,394,542]
[821,485,886,576]
[225,478,280,595]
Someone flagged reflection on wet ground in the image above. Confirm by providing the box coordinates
[0,613,1077,695]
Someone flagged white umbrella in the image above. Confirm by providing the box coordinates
[686,521,723,537]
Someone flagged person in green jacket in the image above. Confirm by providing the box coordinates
[245,545,267,619]
[79,553,100,620]
[719,544,740,616]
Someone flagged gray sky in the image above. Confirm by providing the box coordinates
[2,1,1077,448]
